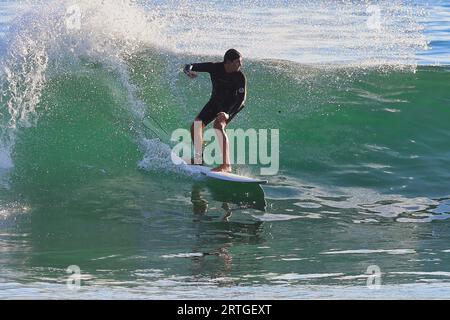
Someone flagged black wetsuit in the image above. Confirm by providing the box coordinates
[187,62,246,126]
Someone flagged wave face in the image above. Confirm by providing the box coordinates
[1,0,450,298]
[0,1,447,191]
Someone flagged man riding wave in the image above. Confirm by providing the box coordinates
[183,49,246,173]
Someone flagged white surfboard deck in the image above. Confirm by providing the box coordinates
[173,154,267,184]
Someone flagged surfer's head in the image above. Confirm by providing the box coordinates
[224,49,243,73]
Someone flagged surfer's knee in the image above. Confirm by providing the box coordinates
[214,113,228,130]
[217,112,229,122]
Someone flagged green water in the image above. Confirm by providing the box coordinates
[1,0,450,299]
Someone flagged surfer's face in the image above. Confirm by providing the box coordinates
[231,57,243,72]
[228,57,243,72]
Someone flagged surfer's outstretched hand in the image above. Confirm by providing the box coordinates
[183,64,198,79]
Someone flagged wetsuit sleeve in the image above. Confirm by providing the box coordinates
[190,62,215,73]
[227,73,247,122]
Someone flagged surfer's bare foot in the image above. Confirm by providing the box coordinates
[212,164,231,173]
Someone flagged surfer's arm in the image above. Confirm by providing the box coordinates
[227,73,247,122]
[183,62,214,78]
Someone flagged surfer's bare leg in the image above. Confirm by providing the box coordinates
[212,112,231,173]
[190,119,205,164]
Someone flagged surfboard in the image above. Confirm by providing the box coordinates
[189,164,268,184]
[173,154,268,184]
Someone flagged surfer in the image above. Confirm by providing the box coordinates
[183,49,246,173]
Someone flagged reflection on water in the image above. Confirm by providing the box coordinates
[188,181,267,281]
[191,181,267,219]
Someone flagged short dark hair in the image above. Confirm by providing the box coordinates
[224,49,242,62]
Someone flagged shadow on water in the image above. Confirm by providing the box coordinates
[191,180,267,219]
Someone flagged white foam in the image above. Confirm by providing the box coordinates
[138,138,193,176]
[140,0,426,66]
[90,255,121,261]
[321,249,416,255]
[293,202,322,209]
[161,253,204,259]
[251,213,303,221]
[270,273,344,281]
[391,272,450,277]
[0,202,30,219]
